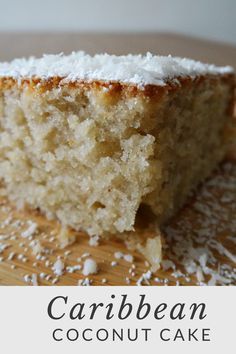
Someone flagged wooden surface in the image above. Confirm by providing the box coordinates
[0,33,235,286]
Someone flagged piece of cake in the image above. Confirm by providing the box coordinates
[0,52,234,239]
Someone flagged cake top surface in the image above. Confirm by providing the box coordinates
[0,51,233,87]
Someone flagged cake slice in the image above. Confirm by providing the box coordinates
[0,52,234,240]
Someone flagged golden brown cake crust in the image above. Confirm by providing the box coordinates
[0,73,234,100]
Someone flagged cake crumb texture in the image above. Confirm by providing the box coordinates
[0,53,234,236]
[0,52,234,286]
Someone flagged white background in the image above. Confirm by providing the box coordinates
[0,0,235,45]
[0,287,235,353]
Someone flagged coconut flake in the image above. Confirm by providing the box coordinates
[52,259,64,276]
[82,258,98,276]
[21,221,37,238]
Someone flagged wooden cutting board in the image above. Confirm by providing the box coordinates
[0,33,235,286]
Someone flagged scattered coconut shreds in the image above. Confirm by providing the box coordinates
[196,267,205,283]
[0,161,235,286]
[64,250,71,257]
[164,162,236,286]
[7,252,15,261]
[45,260,51,267]
[17,253,27,262]
[124,254,134,263]
[52,277,59,285]
[0,242,10,253]
[126,277,130,284]
[0,235,9,241]
[82,258,98,276]
[210,240,236,264]
[23,273,39,286]
[137,270,152,286]
[114,251,123,259]
[78,278,92,286]
[30,240,43,255]
[52,259,64,276]
[81,252,90,259]
[114,251,134,263]
[138,236,162,272]
[66,264,82,273]
[21,221,38,238]
[23,274,31,283]
[31,273,38,286]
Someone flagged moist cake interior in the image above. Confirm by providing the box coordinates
[0,52,234,239]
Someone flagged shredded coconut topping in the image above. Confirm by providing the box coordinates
[0,52,233,87]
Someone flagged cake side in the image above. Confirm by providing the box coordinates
[0,72,234,237]
[0,77,166,235]
[144,74,235,223]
